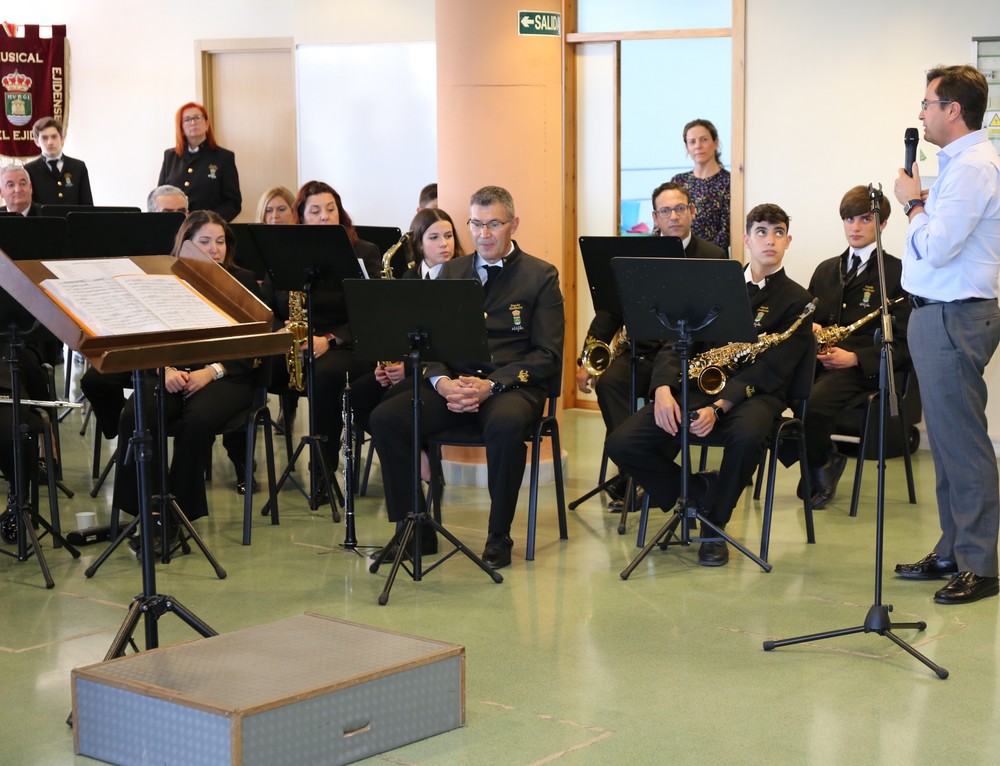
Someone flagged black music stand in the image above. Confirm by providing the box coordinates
[356,225,403,255]
[610,258,771,578]
[0,290,81,588]
[343,278,503,605]
[570,235,684,524]
[66,212,184,258]
[230,223,267,282]
[40,205,141,217]
[250,223,364,520]
[763,185,946,679]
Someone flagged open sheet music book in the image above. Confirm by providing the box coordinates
[39,273,237,336]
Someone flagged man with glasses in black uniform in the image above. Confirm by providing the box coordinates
[576,181,725,508]
[370,185,564,570]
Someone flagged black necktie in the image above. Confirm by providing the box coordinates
[424,272,431,280]
[844,253,861,282]
[747,282,761,298]
[483,265,501,294]
[47,159,60,178]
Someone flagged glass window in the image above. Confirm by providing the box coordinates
[619,37,732,234]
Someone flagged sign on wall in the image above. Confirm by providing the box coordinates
[1,24,67,159]
[518,11,561,37]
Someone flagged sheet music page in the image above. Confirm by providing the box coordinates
[115,275,236,330]
[39,274,236,336]
[41,258,145,280]
[40,278,170,335]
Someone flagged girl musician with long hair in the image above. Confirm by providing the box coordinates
[112,211,262,549]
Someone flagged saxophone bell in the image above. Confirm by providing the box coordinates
[580,327,629,378]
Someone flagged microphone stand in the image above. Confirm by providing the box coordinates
[763,184,947,679]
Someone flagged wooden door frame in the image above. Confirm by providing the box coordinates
[561,1,745,408]
[193,36,297,159]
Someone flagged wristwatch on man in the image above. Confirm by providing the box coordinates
[902,199,924,215]
[489,380,507,396]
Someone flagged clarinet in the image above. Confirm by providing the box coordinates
[341,375,358,549]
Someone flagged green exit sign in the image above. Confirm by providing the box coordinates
[518,11,561,37]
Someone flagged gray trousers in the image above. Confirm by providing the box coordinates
[909,299,1000,576]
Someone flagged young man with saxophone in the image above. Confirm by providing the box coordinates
[576,182,726,507]
[606,203,813,566]
[802,186,911,509]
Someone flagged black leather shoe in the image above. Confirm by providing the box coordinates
[236,477,260,496]
[810,452,847,510]
[482,534,513,569]
[933,572,1000,604]
[605,475,629,503]
[895,552,959,580]
[378,526,439,561]
[698,539,729,567]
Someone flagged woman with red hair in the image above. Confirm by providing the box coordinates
[157,102,242,221]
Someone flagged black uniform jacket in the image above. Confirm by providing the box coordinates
[425,242,564,392]
[651,268,814,408]
[25,154,94,206]
[808,249,910,377]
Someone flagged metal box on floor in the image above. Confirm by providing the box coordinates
[72,612,465,765]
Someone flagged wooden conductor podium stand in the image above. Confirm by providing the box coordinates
[0,246,292,659]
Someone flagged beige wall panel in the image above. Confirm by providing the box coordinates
[208,49,297,223]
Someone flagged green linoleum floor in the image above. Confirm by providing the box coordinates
[3,397,1000,765]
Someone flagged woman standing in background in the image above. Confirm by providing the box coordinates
[671,118,730,252]
[158,103,242,221]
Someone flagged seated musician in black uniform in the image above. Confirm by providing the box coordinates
[349,207,466,443]
[0,165,41,216]
[81,188,189,443]
[111,212,262,546]
[576,181,726,507]
[803,186,910,509]
[607,203,813,567]
[369,186,564,570]
[270,181,377,485]
[24,117,94,207]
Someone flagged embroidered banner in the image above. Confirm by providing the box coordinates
[0,24,67,159]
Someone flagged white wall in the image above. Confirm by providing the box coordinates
[11,0,435,210]
[744,0,1000,448]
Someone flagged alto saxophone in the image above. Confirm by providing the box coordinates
[814,296,905,353]
[286,290,308,392]
[580,326,629,377]
[686,300,818,395]
[381,231,411,279]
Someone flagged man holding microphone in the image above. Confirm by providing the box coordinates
[893,64,1000,604]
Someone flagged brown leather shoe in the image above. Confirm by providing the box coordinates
[895,552,958,580]
[933,572,1000,604]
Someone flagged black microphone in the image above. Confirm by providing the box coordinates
[904,128,919,177]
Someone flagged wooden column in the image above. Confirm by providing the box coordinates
[435,1,567,474]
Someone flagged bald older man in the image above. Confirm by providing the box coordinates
[1,166,40,216]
